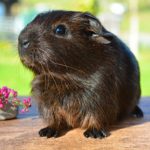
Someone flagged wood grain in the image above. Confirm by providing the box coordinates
[0,97,150,150]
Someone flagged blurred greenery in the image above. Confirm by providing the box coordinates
[22,0,150,15]
[21,0,150,33]
[22,0,100,15]
[121,9,150,33]
[139,45,150,96]
[0,41,33,96]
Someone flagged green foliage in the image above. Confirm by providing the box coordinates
[120,9,150,33]
[22,0,150,14]
[22,0,100,15]
[0,41,33,96]
[138,0,150,11]
[21,0,150,33]
[139,10,150,32]
[139,45,150,96]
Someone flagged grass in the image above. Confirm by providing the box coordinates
[0,41,33,96]
[0,41,150,96]
[139,45,150,96]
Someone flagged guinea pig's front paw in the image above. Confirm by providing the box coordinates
[83,128,109,139]
[39,127,59,138]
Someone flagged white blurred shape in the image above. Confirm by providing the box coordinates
[110,3,125,15]
[35,3,49,13]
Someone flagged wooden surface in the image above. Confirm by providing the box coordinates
[0,97,150,150]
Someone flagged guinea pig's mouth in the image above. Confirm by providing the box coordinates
[20,56,43,75]
[20,56,35,68]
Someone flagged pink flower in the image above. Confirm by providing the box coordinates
[20,108,29,113]
[23,98,31,107]
[0,86,31,113]
[0,104,4,108]
[0,86,10,99]
[4,93,10,99]
[0,98,4,108]
[1,86,8,92]
[10,90,18,97]
[0,103,4,108]
[20,109,25,113]
[5,98,8,104]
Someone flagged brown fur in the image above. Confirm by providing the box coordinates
[18,10,142,138]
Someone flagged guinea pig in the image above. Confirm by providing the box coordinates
[18,10,143,139]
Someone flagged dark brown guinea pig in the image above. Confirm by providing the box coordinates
[18,10,143,139]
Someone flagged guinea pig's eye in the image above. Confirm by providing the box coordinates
[54,25,66,36]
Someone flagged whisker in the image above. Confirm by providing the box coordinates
[39,62,49,91]
[40,53,61,95]
[39,48,85,74]
[41,50,81,89]
[41,49,84,89]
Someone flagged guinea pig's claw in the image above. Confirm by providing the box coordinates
[39,127,59,138]
[84,128,109,139]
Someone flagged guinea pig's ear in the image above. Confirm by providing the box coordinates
[83,13,111,44]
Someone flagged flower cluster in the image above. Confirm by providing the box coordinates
[0,86,31,113]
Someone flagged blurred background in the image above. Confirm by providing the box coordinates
[0,0,149,96]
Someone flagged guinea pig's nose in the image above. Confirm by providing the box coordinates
[21,39,30,49]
